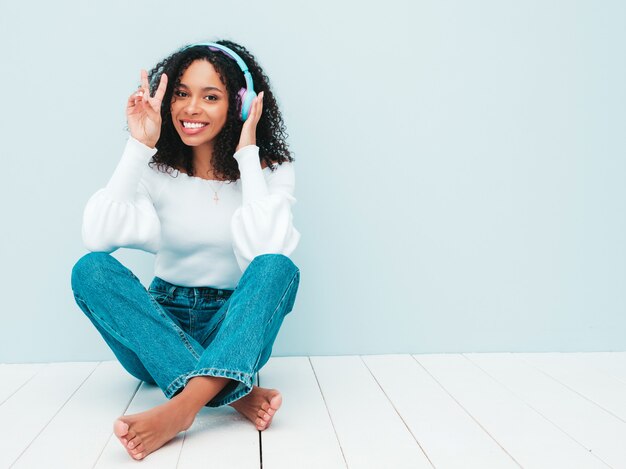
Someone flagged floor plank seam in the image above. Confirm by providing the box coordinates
[514,354,626,425]
[588,366,626,388]
[411,355,523,469]
[461,354,612,468]
[11,361,101,469]
[174,429,187,469]
[256,371,263,469]
[572,355,626,387]
[91,375,142,469]
[0,363,49,407]
[308,357,349,469]
[360,355,436,469]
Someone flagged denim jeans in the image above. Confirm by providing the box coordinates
[70,252,300,407]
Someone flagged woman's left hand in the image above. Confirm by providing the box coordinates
[236,91,264,152]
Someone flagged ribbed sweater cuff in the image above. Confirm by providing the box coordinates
[106,137,157,201]
[234,145,269,204]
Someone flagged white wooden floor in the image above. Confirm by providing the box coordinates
[2,353,626,469]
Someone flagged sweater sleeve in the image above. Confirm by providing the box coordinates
[81,137,162,254]
[230,145,301,272]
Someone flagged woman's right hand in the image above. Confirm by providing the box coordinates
[126,69,168,148]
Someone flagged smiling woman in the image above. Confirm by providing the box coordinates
[148,40,293,182]
[169,60,230,177]
[71,39,301,461]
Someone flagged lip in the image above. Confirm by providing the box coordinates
[179,120,209,135]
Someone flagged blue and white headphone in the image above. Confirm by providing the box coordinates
[179,42,257,122]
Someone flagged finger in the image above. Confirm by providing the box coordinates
[127,89,144,110]
[140,69,150,94]
[251,93,263,124]
[153,73,168,103]
[140,96,159,121]
[249,93,261,122]
[257,92,264,120]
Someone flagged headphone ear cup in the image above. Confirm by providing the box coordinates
[238,88,257,121]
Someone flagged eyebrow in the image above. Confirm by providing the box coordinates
[178,83,224,93]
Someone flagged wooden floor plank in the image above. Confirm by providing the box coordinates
[4,353,625,469]
[414,354,608,469]
[175,404,260,469]
[0,363,46,405]
[310,355,431,469]
[0,362,98,468]
[94,382,183,469]
[466,353,626,468]
[12,361,140,469]
[259,357,346,469]
[363,354,518,469]
[518,352,626,421]
[565,352,626,385]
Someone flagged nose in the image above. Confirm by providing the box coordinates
[183,96,201,115]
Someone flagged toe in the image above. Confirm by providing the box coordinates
[127,435,140,450]
[256,417,267,429]
[257,409,271,421]
[269,392,282,411]
[125,428,136,441]
[133,452,145,460]
[113,419,129,439]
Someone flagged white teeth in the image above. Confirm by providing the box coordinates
[182,121,208,129]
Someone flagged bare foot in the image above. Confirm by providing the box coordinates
[113,400,195,460]
[230,385,282,431]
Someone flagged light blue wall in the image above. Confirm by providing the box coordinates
[1,0,624,362]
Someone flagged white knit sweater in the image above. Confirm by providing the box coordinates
[81,137,301,289]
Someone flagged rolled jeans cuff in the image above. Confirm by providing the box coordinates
[165,367,254,407]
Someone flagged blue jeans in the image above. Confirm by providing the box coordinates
[70,252,300,407]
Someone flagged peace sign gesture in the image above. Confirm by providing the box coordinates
[127,69,168,149]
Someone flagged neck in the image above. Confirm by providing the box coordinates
[192,143,216,178]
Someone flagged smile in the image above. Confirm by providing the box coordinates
[180,120,209,135]
[182,121,208,129]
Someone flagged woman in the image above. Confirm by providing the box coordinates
[70,39,301,461]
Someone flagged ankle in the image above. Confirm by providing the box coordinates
[167,396,201,424]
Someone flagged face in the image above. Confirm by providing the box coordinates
[170,59,229,151]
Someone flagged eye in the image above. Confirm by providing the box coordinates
[174,90,188,98]
[205,95,218,101]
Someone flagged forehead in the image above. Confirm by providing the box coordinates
[179,59,224,89]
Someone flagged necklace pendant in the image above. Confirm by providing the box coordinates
[213,192,219,204]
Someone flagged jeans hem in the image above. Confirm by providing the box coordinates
[165,367,254,407]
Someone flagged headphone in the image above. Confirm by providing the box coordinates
[178,42,257,122]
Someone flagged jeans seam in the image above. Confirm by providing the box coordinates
[74,295,135,351]
[147,294,200,361]
[265,268,300,328]
[250,268,300,373]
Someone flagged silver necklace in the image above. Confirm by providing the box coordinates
[205,180,225,204]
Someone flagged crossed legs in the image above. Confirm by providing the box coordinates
[71,252,300,460]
